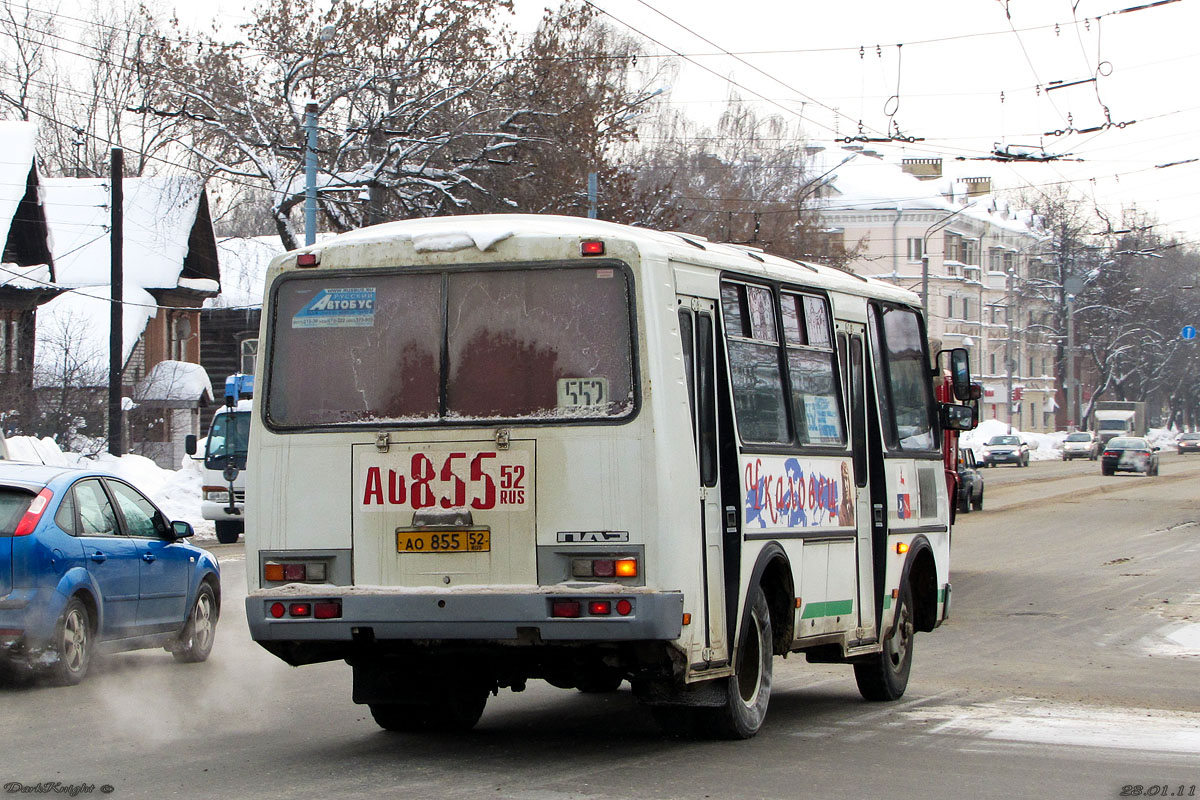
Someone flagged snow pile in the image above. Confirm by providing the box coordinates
[4,435,73,467]
[908,698,1200,754]
[135,360,214,403]
[962,419,1179,461]
[3,435,210,538]
[961,418,1064,461]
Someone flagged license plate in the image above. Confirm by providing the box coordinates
[396,530,490,553]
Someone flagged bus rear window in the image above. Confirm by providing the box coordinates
[266,266,635,427]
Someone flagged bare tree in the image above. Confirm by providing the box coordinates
[0,0,54,122]
[30,306,108,451]
[148,0,525,248]
[616,97,860,268]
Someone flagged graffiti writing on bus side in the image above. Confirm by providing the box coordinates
[360,452,529,511]
[743,456,855,529]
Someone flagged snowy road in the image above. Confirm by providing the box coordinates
[3,455,1200,799]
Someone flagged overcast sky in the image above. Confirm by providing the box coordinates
[172,0,1200,243]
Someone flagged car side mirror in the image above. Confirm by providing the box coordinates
[172,520,195,540]
[185,434,198,456]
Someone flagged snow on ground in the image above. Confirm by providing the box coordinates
[3,435,214,541]
[961,418,1179,461]
[1143,619,1200,659]
[907,697,1200,755]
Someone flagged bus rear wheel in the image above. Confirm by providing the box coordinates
[370,682,489,733]
[706,585,773,739]
[854,581,914,701]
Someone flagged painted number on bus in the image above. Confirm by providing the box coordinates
[360,451,530,511]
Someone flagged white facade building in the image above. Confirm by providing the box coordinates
[815,149,1056,432]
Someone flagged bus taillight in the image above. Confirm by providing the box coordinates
[572,556,638,579]
[551,600,581,618]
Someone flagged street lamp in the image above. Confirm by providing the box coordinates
[920,201,978,318]
[304,23,336,247]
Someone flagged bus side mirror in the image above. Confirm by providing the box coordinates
[185,434,198,456]
[940,402,977,432]
[948,348,972,401]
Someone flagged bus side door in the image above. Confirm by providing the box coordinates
[839,324,878,641]
[678,297,728,665]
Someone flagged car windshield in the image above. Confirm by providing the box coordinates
[1107,438,1147,449]
[988,436,1019,445]
[204,410,251,471]
[1065,433,1092,442]
[1181,433,1200,440]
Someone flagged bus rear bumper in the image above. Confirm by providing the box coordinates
[245,588,685,646]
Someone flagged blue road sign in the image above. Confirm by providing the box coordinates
[1183,325,1197,341]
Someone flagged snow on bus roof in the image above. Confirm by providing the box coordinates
[293,214,921,305]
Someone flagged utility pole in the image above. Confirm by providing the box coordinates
[1006,266,1015,434]
[108,148,124,457]
[304,24,335,246]
[587,172,598,219]
[304,102,318,246]
[1064,276,1083,430]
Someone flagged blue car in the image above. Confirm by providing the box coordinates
[0,462,220,684]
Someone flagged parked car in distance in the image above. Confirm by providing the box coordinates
[1177,432,1200,455]
[979,434,1030,467]
[956,448,984,513]
[1100,436,1160,476]
[1061,431,1101,461]
[0,462,220,684]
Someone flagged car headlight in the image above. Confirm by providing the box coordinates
[204,489,231,503]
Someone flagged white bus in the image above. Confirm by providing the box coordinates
[244,215,977,738]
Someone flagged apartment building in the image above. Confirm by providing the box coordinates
[815,148,1056,431]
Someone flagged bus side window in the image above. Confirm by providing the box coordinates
[850,336,868,487]
[720,282,789,444]
[679,309,697,450]
[869,303,937,451]
[697,313,717,487]
[782,292,844,446]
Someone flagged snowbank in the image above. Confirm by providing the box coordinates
[3,435,211,539]
[961,418,1063,461]
[962,419,1179,461]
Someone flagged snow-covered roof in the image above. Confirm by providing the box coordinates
[0,264,50,290]
[42,175,218,290]
[135,359,214,403]
[33,284,157,385]
[287,213,920,307]
[0,121,38,240]
[813,147,1040,237]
